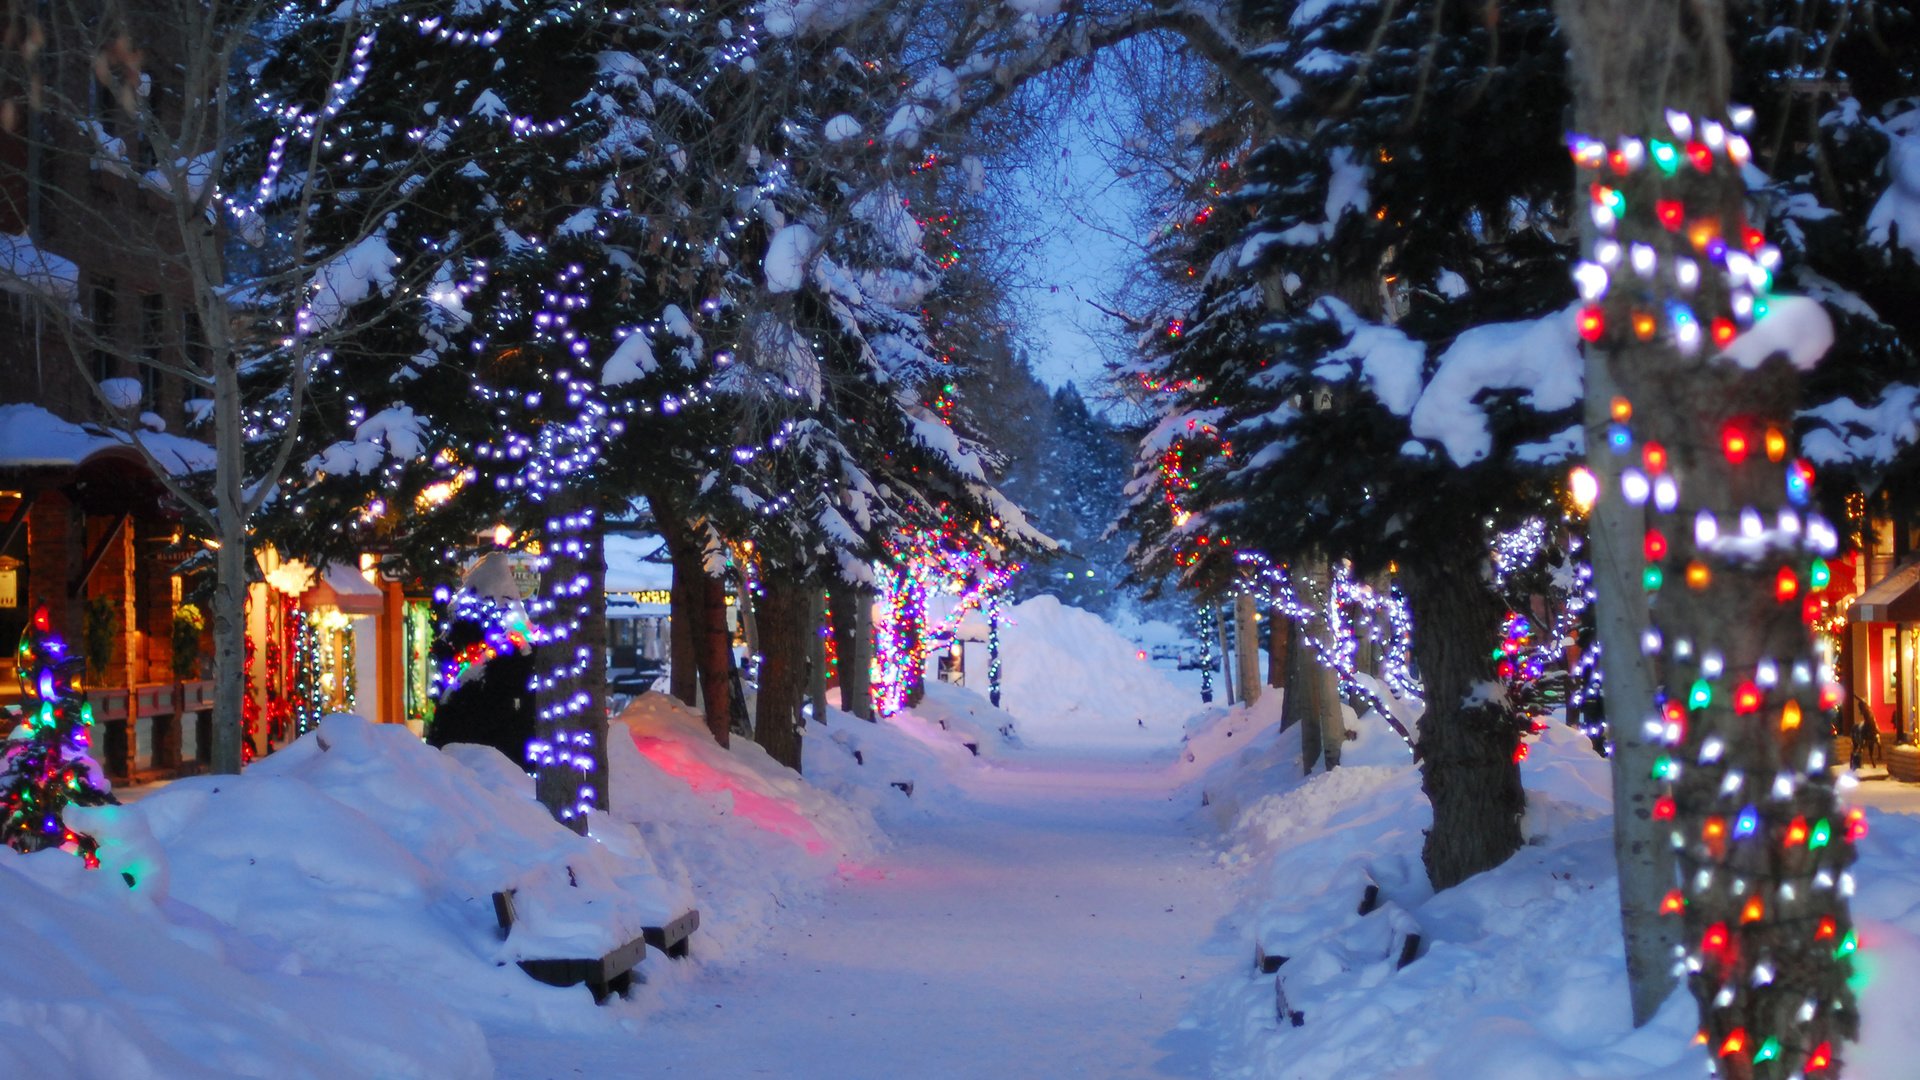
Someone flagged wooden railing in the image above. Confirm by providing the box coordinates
[85,679,213,782]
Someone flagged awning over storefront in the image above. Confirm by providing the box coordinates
[1849,560,1920,623]
[311,563,385,616]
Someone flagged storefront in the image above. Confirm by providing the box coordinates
[0,403,217,781]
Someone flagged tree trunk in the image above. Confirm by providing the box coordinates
[1279,628,1307,732]
[1557,0,1860,1064]
[1300,637,1322,772]
[669,558,696,706]
[829,586,873,720]
[1588,350,1682,1024]
[1315,650,1345,771]
[735,561,761,660]
[656,497,732,746]
[1268,607,1289,689]
[697,569,734,746]
[529,493,609,832]
[1400,551,1525,890]
[1218,603,1236,707]
[807,588,828,726]
[1235,593,1262,706]
[753,574,807,772]
[210,360,247,775]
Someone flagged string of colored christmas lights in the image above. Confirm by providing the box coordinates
[3,607,115,869]
[1570,107,1859,1079]
[871,521,1019,718]
[1233,552,1419,738]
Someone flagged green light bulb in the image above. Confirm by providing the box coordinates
[1689,680,1712,709]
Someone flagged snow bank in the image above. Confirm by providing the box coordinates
[0,711,717,1078]
[1195,715,1920,1078]
[0,847,490,1080]
[987,595,1199,753]
[610,694,884,958]
[86,717,686,1022]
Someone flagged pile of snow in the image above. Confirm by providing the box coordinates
[0,712,710,1078]
[988,595,1199,752]
[1193,716,1920,1078]
[610,694,884,957]
[807,681,1014,824]
[0,846,490,1079]
[94,716,685,1011]
[0,702,921,1077]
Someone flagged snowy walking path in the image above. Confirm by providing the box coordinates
[491,753,1239,1079]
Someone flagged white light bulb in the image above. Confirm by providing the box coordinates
[1654,476,1678,512]
[1573,261,1610,300]
[1695,510,1719,545]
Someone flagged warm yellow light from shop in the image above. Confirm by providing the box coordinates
[1569,467,1599,513]
[493,523,513,547]
[1781,700,1802,731]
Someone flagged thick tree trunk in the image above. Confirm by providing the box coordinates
[1268,607,1289,689]
[1314,652,1345,771]
[753,575,808,772]
[807,588,828,726]
[828,586,873,720]
[1300,641,1322,768]
[1588,353,1682,1024]
[735,562,761,660]
[1218,603,1236,706]
[1235,593,1262,706]
[698,569,735,746]
[1279,628,1308,732]
[1557,0,1860,1062]
[529,493,610,832]
[656,497,732,746]
[669,559,696,706]
[1401,551,1525,890]
[210,361,247,775]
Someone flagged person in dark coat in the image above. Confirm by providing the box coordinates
[426,618,537,771]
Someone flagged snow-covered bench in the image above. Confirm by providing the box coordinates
[491,887,701,1000]
[643,908,701,959]
[492,888,650,1002]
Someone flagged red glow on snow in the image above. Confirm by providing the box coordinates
[629,732,831,855]
[836,861,890,882]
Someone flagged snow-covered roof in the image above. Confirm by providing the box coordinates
[604,533,673,594]
[1851,560,1920,622]
[0,403,216,476]
[0,232,79,304]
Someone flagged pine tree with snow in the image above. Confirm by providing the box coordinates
[1144,0,1576,887]
[244,0,746,820]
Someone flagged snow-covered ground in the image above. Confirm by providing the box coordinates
[14,596,1920,1078]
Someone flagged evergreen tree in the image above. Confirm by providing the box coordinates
[1140,0,1576,887]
